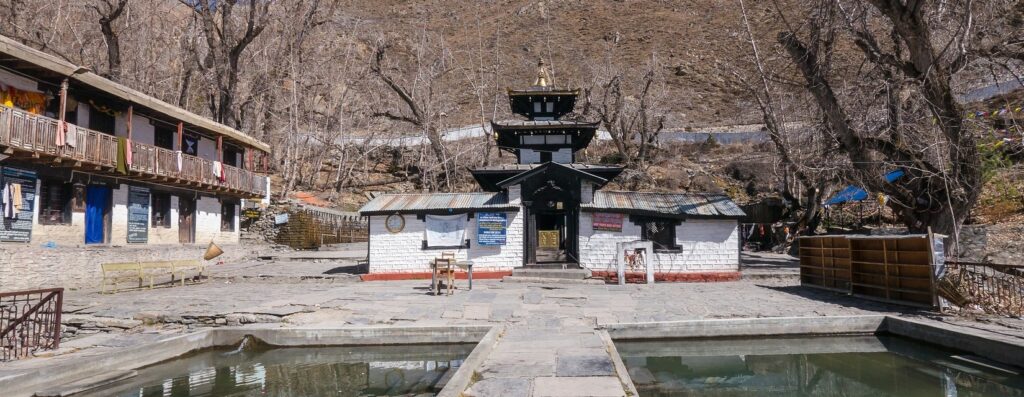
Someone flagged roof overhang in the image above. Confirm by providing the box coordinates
[0,35,270,153]
[496,162,608,189]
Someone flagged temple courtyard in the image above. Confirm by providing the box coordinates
[3,249,1023,396]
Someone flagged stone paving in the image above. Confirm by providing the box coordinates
[3,252,1024,396]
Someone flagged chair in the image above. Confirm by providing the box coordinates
[434,252,457,295]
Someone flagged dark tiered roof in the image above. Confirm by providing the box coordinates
[471,163,623,192]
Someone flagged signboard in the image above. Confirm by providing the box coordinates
[538,230,560,249]
[274,213,289,225]
[592,212,623,232]
[243,208,262,219]
[127,186,150,244]
[0,167,36,243]
[476,212,507,246]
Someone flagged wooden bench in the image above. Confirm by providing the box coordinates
[101,260,206,294]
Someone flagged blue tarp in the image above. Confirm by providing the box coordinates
[825,170,904,205]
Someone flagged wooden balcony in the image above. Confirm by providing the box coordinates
[0,105,268,198]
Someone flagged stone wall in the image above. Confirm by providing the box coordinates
[578,213,740,273]
[956,224,1024,264]
[367,211,524,273]
[0,243,263,292]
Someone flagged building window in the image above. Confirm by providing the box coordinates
[154,126,175,150]
[151,192,172,228]
[38,180,73,225]
[220,201,237,232]
[639,218,679,252]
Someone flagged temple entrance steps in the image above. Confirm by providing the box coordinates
[503,266,602,284]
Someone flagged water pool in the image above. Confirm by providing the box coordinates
[616,335,1024,397]
[76,343,474,397]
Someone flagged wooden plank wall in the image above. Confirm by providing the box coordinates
[799,235,936,308]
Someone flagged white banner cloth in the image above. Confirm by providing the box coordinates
[425,214,466,247]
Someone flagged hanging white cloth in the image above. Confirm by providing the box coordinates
[1,183,11,219]
[212,161,222,178]
[65,123,77,148]
[175,151,183,172]
[425,214,466,247]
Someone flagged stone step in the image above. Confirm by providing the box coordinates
[511,267,592,280]
[522,262,579,270]
[502,276,605,285]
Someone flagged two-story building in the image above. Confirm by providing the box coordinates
[359,61,745,281]
[0,34,270,247]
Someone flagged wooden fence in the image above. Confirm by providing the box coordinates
[799,235,940,308]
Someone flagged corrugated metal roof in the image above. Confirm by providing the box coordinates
[472,163,621,172]
[584,191,746,218]
[359,192,515,215]
[492,120,599,128]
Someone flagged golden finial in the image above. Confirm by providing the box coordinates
[534,58,551,87]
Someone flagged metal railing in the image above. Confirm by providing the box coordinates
[1,288,64,361]
[939,261,1024,317]
[0,105,267,197]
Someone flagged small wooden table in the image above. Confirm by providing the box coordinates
[430,260,475,295]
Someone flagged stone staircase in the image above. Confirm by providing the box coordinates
[503,265,601,284]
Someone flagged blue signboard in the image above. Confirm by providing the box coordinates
[477,212,507,246]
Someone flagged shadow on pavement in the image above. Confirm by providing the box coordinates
[757,284,930,315]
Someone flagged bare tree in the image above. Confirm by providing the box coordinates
[370,36,455,190]
[179,0,272,128]
[584,54,667,170]
[89,0,128,80]
[761,0,1023,236]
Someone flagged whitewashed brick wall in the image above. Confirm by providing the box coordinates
[195,196,239,245]
[578,212,739,273]
[367,211,523,273]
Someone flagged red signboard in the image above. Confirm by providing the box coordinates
[592,212,623,232]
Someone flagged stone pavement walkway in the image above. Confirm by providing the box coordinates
[4,253,1024,396]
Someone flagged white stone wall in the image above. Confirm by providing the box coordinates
[519,149,540,164]
[0,243,260,291]
[553,148,572,163]
[195,196,239,245]
[367,211,523,273]
[578,212,739,273]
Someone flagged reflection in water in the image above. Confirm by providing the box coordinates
[79,344,474,397]
[616,335,1024,397]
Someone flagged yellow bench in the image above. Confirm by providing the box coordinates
[101,260,207,294]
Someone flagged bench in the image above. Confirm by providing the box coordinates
[101,260,206,294]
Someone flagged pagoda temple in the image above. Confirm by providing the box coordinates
[360,61,745,281]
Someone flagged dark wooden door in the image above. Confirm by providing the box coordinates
[178,197,195,244]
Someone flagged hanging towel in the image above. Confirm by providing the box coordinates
[116,137,128,174]
[175,151,183,172]
[65,123,77,148]
[1,183,11,219]
[11,182,22,213]
[212,161,223,180]
[55,121,67,146]
[125,138,133,167]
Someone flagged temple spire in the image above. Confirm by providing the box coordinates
[533,59,551,87]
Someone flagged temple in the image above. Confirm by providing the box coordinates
[360,61,745,280]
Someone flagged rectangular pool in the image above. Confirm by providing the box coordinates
[76,343,475,397]
[616,335,1024,397]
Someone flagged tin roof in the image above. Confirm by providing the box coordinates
[491,120,600,129]
[583,191,746,219]
[359,192,517,215]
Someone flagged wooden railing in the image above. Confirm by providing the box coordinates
[0,105,267,197]
[1,288,63,362]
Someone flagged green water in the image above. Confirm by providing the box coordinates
[616,335,1024,397]
[77,343,474,397]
